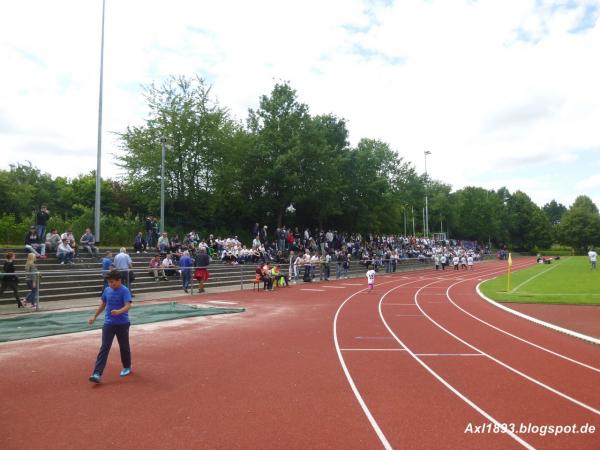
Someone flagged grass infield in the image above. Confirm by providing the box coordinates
[479,256,600,305]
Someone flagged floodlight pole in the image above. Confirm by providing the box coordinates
[94,0,106,242]
[160,137,167,234]
[424,150,431,238]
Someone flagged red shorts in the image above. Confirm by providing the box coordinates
[194,268,210,281]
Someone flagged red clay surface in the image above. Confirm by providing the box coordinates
[505,303,600,339]
[1,258,598,449]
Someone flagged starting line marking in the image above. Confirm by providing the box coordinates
[341,348,406,351]
[322,285,347,289]
[300,288,325,292]
[206,300,239,305]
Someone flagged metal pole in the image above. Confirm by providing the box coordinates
[422,208,425,236]
[424,150,431,238]
[412,206,415,235]
[160,137,166,234]
[403,207,407,236]
[94,0,106,242]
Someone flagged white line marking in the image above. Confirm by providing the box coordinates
[206,300,239,305]
[300,288,326,292]
[377,283,535,450]
[476,283,600,350]
[378,286,533,448]
[510,261,562,293]
[414,281,600,416]
[415,353,484,357]
[322,285,347,289]
[341,348,407,351]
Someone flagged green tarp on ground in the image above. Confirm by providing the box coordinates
[0,302,244,342]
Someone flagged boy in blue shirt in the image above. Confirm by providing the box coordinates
[88,270,133,383]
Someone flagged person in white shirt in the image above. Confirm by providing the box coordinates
[467,255,474,269]
[588,249,597,270]
[452,255,460,270]
[460,256,467,270]
[366,267,376,291]
[57,239,74,264]
[434,254,440,270]
[161,254,176,277]
[440,254,447,270]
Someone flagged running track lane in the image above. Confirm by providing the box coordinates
[336,259,599,449]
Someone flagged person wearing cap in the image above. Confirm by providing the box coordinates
[57,238,75,264]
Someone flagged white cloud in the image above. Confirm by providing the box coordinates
[0,0,599,208]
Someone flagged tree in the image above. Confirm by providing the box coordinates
[558,196,600,253]
[506,191,553,251]
[542,200,567,225]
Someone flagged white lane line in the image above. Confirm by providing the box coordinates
[206,300,239,305]
[475,283,600,352]
[330,262,534,450]
[510,261,562,293]
[415,353,484,357]
[301,288,325,292]
[415,280,600,416]
[341,348,407,351]
[378,283,535,450]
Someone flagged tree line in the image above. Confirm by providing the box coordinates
[1,76,599,252]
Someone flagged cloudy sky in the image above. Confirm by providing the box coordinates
[2,0,599,209]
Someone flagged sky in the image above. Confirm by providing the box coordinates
[1,0,599,209]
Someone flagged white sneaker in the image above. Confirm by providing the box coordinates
[60,261,65,265]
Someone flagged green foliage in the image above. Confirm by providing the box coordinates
[557,196,600,254]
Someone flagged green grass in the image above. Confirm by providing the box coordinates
[479,256,600,305]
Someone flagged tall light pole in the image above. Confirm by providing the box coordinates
[94,0,106,242]
[160,137,167,234]
[424,150,431,238]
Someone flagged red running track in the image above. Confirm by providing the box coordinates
[1,258,598,449]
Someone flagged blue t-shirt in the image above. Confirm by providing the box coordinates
[180,255,193,270]
[101,285,132,325]
[101,257,113,275]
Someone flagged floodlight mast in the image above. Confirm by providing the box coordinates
[94,0,106,242]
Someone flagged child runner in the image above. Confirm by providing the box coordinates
[88,270,133,383]
[366,266,376,291]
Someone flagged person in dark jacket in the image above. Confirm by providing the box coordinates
[1,252,24,308]
[36,206,49,245]
[194,248,211,293]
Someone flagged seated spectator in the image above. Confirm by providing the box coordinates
[80,228,99,258]
[256,263,273,290]
[61,229,78,255]
[271,264,289,287]
[162,253,177,277]
[45,229,61,253]
[157,232,170,254]
[57,238,75,264]
[133,231,147,254]
[24,226,47,259]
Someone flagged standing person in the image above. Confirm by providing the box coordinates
[366,266,376,291]
[145,216,154,249]
[588,248,597,270]
[113,247,134,294]
[88,270,133,383]
[440,254,447,270]
[467,254,474,270]
[194,248,210,293]
[179,250,193,293]
[434,254,440,270]
[24,253,40,309]
[101,251,114,292]
[36,206,49,245]
[460,255,467,270]
[1,252,24,308]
